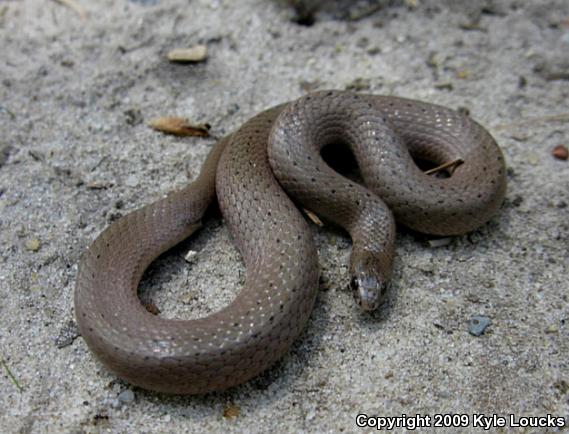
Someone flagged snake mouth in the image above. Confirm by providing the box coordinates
[350,275,389,311]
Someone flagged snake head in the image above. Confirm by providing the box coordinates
[349,249,392,311]
[350,274,389,311]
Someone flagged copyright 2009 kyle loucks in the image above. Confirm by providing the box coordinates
[355,413,566,430]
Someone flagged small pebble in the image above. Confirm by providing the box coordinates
[434,82,454,90]
[124,108,143,126]
[545,324,559,334]
[305,409,316,421]
[345,77,371,91]
[527,152,539,165]
[554,380,569,394]
[125,174,139,187]
[367,46,381,55]
[118,389,135,404]
[511,195,523,207]
[55,321,80,348]
[468,315,490,336]
[427,237,452,248]
[25,238,41,252]
[465,292,480,303]
[426,52,441,68]
[552,145,568,160]
[184,250,199,263]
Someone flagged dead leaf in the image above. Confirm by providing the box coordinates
[148,117,210,137]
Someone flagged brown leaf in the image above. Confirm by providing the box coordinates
[148,117,210,137]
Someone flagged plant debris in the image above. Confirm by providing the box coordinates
[303,208,323,226]
[424,158,463,176]
[223,404,241,419]
[52,0,88,21]
[148,117,210,137]
[427,237,452,248]
[167,45,208,63]
[1,359,23,392]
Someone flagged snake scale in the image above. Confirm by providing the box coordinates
[75,90,507,394]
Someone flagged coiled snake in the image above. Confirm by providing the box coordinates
[75,90,506,394]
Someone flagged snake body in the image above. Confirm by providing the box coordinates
[75,91,506,394]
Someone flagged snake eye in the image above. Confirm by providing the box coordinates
[350,276,358,292]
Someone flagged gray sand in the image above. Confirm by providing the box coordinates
[1,0,568,433]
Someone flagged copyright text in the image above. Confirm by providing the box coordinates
[355,413,566,430]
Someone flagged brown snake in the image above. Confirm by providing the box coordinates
[75,90,507,394]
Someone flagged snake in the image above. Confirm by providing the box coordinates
[74,90,507,394]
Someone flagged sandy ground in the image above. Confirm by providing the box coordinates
[1,0,568,433]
